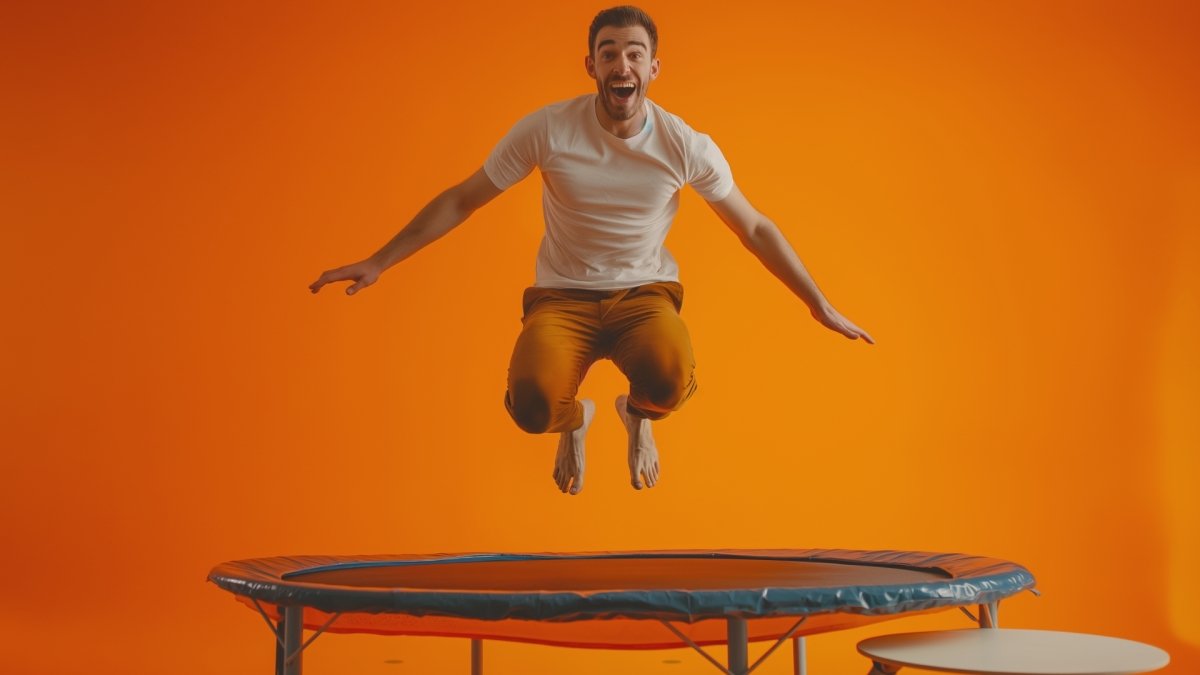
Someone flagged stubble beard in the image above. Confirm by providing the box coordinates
[597,77,642,122]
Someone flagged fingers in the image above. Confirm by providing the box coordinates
[346,273,380,295]
[818,306,876,345]
[308,271,333,294]
[841,324,875,345]
[309,264,377,296]
[310,267,351,294]
[841,318,875,345]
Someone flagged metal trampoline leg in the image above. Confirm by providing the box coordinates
[792,636,807,675]
[727,618,748,675]
[471,639,483,675]
[275,623,284,675]
[282,606,303,675]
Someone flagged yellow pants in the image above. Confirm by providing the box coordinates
[505,282,697,433]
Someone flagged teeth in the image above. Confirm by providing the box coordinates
[611,82,635,90]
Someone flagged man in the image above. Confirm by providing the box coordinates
[309,6,873,495]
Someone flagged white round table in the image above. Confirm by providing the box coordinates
[857,629,1169,675]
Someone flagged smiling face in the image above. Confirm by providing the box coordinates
[585,24,660,126]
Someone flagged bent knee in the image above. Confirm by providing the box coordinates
[507,379,575,434]
[646,381,693,411]
[640,365,697,412]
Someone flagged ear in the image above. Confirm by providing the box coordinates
[584,54,597,79]
[649,57,661,81]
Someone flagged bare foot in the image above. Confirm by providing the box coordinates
[615,395,660,489]
[553,399,594,495]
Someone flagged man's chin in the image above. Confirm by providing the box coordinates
[603,98,639,121]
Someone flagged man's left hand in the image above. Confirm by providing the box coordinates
[811,304,875,344]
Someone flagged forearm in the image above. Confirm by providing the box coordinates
[738,219,830,310]
[369,188,475,270]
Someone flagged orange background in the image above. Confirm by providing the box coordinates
[3,1,1198,673]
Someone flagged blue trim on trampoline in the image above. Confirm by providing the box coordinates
[210,549,1035,624]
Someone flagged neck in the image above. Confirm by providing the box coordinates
[594,96,646,139]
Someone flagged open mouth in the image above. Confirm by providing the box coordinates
[609,81,637,101]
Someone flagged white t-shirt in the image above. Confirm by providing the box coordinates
[484,94,734,290]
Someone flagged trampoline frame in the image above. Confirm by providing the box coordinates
[211,550,1030,675]
[256,601,1001,675]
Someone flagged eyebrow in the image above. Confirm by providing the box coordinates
[597,39,648,51]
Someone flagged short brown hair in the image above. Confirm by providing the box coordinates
[588,6,658,57]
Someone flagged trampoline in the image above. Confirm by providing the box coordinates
[208,549,1036,675]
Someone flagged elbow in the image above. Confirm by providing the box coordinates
[436,186,475,222]
[740,217,777,248]
[438,185,466,212]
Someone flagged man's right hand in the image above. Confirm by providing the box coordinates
[307,166,501,298]
[309,258,384,296]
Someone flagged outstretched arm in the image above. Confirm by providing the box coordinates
[707,183,875,344]
[309,167,503,295]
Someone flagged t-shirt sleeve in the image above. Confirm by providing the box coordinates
[484,108,545,190]
[686,132,734,202]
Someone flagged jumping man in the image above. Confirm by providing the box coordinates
[309,6,874,495]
